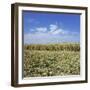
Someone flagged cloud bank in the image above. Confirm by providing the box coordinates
[24,23,80,44]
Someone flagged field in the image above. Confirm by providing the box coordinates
[24,43,80,77]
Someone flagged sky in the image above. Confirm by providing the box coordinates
[23,11,80,44]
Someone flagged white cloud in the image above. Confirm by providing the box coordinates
[25,23,80,44]
[49,24,68,35]
[49,24,58,32]
[51,29,64,35]
[36,27,47,32]
[24,32,80,44]
[30,23,67,35]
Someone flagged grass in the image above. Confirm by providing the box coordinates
[24,43,80,77]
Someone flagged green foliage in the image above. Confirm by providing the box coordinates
[24,43,80,77]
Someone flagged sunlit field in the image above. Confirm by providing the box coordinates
[24,43,80,77]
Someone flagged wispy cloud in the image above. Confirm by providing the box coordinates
[49,24,68,35]
[49,24,58,32]
[24,23,80,44]
[36,27,47,32]
[30,23,68,35]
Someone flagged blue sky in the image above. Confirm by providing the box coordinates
[23,11,80,44]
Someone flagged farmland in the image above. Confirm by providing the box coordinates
[24,43,80,77]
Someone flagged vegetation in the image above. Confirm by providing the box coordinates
[24,43,80,51]
[24,43,80,77]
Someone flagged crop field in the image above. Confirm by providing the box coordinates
[24,43,80,77]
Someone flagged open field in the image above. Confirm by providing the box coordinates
[24,43,80,77]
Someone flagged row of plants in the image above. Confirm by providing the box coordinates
[24,43,80,51]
